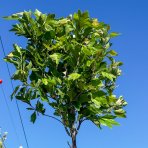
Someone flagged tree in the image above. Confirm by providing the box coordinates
[4,10,127,148]
[0,131,8,148]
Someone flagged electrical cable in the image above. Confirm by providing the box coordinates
[0,36,30,148]
[0,84,21,146]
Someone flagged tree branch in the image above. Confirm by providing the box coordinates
[77,118,87,131]
[74,92,84,100]
[43,113,71,137]
[64,126,71,137]
[28,103,71,136]
[67,141,72,148]
[43,113,63,125]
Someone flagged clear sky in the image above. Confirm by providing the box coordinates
[0,0,148,148]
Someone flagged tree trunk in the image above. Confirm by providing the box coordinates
[71,129,77,148]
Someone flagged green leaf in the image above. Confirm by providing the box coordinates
[105,42,111,50]
[13,44,21,53]
[44,24,53,31]
[78,94,90,103]
[7,52,14,58]
[57,88,64,98]
[26,61,32,70]
[102,114,116,119]
[108,50,118,56]
[86,60,92,67]
[27,108,34,110]
[92,19,99,27]
[73,13,79,20]
[42,78,48,85]
[81,46,92,56]
[42,77,57,86]
[110,32,120,38]
[94,97,108,107]
[100,118,120,128]
[34,9,42,18]
[101,72,116,81]
[12,70,22,80]
[65,24,73,34]
[92,99,101,108]
[11,85,20,99]
[3,12,23,20]
[68,73,81,81]
[58,18,69,25]
[50,53,62,65]
[23,11,31,22]
[36,101,45,114]
[93,120,101,129]
[48,77,56,85]
[114,109,126,118]
[31,112,36,123]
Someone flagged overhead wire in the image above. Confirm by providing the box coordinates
[0,83,21,146]
[0,36,30,148]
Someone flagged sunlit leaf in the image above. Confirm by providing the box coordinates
[68,73,81,81]
[110,32,120,38]
[101,72,116,81]
[108,50,118,56]
[50,53,62,65]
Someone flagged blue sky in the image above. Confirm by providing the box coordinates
[0,0,148,148]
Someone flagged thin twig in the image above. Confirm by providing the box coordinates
[29,104,63,125]
[30,102,72,138]
[29,103,71,136]
[67,141,72,148]
[44,111,71,136]
[43,113,72,137]
[64,126,71,137]
[43,113,64,125]
[75,92,83,100]
[77,118,87,131]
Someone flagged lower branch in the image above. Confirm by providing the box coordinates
[43,113,64,125]
[43,113,71,137]
[77,118,87,131]
[67,141,72,148]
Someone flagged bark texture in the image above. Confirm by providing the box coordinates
[72,131,77,148]
[70,126,77,148]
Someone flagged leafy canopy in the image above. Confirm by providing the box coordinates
[4,10,127,130]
